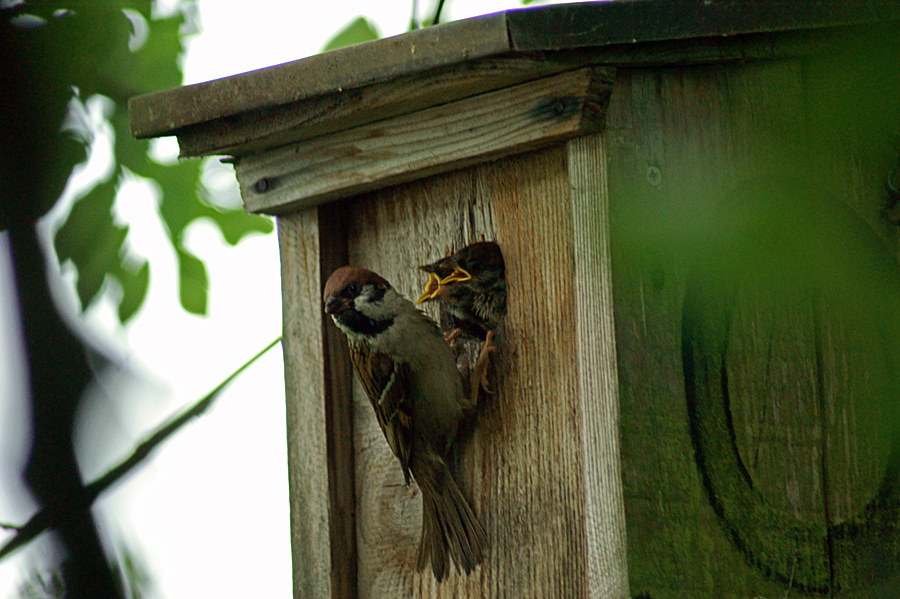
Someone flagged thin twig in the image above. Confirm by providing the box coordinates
[432,0,447,25]
[0,337,282,561]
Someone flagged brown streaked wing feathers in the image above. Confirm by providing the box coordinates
[349,341,413,483]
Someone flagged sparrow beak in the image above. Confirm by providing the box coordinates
[439,266,473,285]
[415,266,473,304]
[324,296,350,315]
[416,272,442,305]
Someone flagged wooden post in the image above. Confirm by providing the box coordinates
[128,3,900,597]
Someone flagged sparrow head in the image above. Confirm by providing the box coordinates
[416,241,504,305]
[324,266,398,338]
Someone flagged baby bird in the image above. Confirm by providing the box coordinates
[416,241,507,343]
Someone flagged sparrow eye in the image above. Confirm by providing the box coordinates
[346,283,360,297]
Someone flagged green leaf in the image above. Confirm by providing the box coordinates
[54,175,151,322]
[117,260,149,323]
[55,179,123,310]
[8,2,273,326]
[176,246,208,316]
[321,17,380,52]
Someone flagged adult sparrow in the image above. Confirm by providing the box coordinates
[323,266,488,580]
[416,241,506,343]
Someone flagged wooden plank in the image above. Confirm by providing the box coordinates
[605,60,821,598]
[567,132,630,599]
[331,144,592,597]
[173,30,836,159]
[236,67,614,215]
[476,145,586,599]
[506,0,900,52]
[128,13,511,139]
[278,209,333,599]
[173,28,834,160]
[317,202,358,599]
[128,1,900,148]
[342,172,485,598]
[176,56,599,158]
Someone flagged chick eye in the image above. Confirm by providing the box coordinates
[346,283,360,296]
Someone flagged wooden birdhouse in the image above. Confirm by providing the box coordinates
[130,1,900,597]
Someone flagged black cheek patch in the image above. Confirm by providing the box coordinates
[336,309,394,337]
[368,285,387,303]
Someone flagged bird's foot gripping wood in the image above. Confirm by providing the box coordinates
[469,330,496,406]
[444,328,463,348]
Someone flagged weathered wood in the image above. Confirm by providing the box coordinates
[128,13,511,139]
[128,1,900,159]
[605,60,815,598]
[568,133,630,599]
[478,145,586,599]
[169,28,839,160]
[322,144,606,597]
[606,40,900,597]
[343,173,484,599]
[236,67,614,215]
[317,202,358,599]
[176,56,601,158]
[506,0,899,51]
[278,209,333,599]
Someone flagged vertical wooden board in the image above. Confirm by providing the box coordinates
[336,146,589,598]
[342,169,493,599]
[605,61,835,598]
[318,203,358,599]
[800,36,900,593]
[568,132,630,599]
[278,210,333,599]
[476,146,587,599]
[803,31,900,244]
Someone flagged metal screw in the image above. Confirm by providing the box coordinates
[254,177,274,193]
[646,166,662,187]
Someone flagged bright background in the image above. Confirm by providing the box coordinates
[0,1,581,597]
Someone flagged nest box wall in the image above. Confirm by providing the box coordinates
[129,2,900,598]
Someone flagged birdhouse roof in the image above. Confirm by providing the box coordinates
[128,0,900,158]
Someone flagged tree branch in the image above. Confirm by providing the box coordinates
[0,336,282,561]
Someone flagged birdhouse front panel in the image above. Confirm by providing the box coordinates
[329,146,593,598]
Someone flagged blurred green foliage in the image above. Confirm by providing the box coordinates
[322,16,381,52]
[1,0,273,323]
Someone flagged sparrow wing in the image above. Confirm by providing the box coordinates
[349,341,414,483]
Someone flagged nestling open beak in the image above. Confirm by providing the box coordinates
[415,267,473,304]
[416,272,442,304]
[439,267,473,285]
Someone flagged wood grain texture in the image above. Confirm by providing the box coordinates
[606,61,816,599]
[318,202,358,599]
[567,133,630,599]
[278,210,333,599]
[606,49,900,598]
[477,146,586,599]
[237,67,614,214]
[177,57,601,158]
[129,13,511,139]
[321,145,597,598]
[342,171,490,599]
[129,2,900,146]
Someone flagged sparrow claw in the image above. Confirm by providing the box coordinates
[444,328,463,348]
[470,330,497,400]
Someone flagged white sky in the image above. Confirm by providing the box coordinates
[0,1,581,598]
